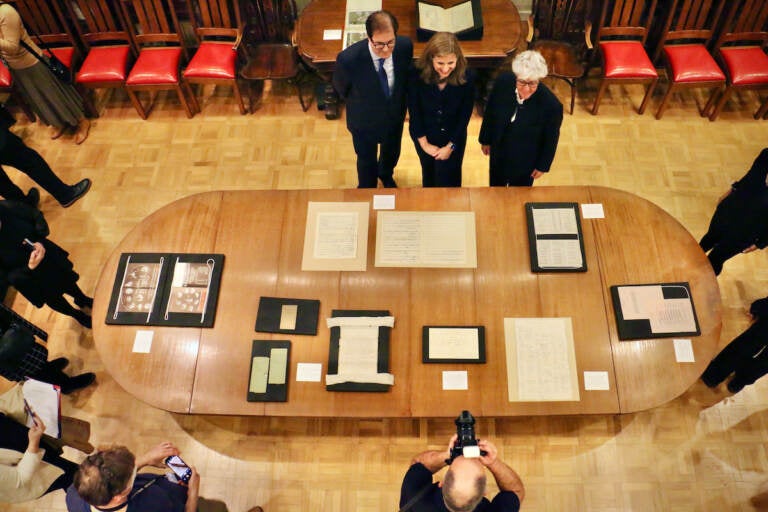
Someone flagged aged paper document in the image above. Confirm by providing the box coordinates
[531,207,579,235]
[617,285,697,334]
[428,328,480,360]
[302,202,369,271]
[375,211,477,268]
[535,239,583,268]
[418,1,474,33]
[504,318,580,402]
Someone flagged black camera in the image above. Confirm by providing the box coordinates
[446,410,486,464]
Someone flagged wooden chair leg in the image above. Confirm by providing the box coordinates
[592,78,609,115]
[655,82,675,120]
[178,82,197,118]
[709,86,732,121]
[233,79,247,115]
[126,88,148,119]
[568,79,576,115]
[638,77,658,115]
[754,95,768,120]
[702,85,722,117]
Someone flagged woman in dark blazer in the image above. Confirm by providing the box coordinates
[0,201,92,327]
[479,50,563,186]
[407,32,475,187]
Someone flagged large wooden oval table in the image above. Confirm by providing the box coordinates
[93,187,721,417]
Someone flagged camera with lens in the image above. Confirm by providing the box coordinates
[446,410,486,464]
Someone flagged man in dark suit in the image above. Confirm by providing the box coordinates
[333,11,413,188]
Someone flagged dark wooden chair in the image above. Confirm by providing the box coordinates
[707,0,768,121]
[653,0,727,119]
[527,0,595,114]
[239,0,312,111]
[63,0,136,114]
[182,0,248,114]
[119,0,199,119]
[591,0,659,115]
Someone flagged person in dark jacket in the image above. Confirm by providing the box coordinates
[479,50,563,186]
[0,200,92,327]
[0,121,91,208]
[702,296,768,393]
[700,148,768,275]
[332,11,413,188]
[407,32,475,187]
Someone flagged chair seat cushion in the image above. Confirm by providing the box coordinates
[126,47,182,85]
[50,47,75,69]
[664,45,725,82]
[720,46,768,86]
[0,61,10,87]
[76,46,131,83]
[184,43,237,79]
[601,41,657,78]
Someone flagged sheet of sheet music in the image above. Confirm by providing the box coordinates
[428,328,479,360]
[375,211,477,268]
[535,239,583,268]
[302,202,369,271]
[532,207,579,235]
[314,212,358,259]
[504,318,580,402]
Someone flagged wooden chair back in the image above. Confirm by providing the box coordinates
[713,0,768,49]
[64,0,133,50]
[531,0,595,44]
[654,0,727,61]
[596,0,658,44]
[119,0,187,50]
[186,0,242,41]
[11,0,75,48]
[242,0,297,44]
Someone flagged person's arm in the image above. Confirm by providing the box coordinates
[183,467,200,512]
[332,51,352,100]
[449,72,475,147]
[0,413,46,490]
[479,73,512,149]
[0,5,23,55]
[478,440,524,502]
[134,442,179,470]
[533,91,564,174]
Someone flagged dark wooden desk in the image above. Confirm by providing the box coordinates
[295,0,524,74]
[93,187,721,417]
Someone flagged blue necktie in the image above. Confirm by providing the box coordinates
[378,58,390,97]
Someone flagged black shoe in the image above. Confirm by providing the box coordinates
[727,379,745,394]
[74,311,92,329]
[380,176,397,188]
[25,187,40,208]
[75,296,94,309]
[61,372,95,395]
[60,179,91,208]
[49,357,69,371]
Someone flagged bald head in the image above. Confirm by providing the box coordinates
[442,456,486,512]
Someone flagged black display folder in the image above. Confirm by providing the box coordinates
[247,340,290,402]
[416,0,483,42]
[326,310,391,392]
[422,326,486,363]
[525,202,587,273]
[106,253,224,327]
[255,297,320,335]
[610,282,701,341]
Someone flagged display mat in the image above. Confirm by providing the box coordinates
[326,310,392,392]
[610,282,701,340]
[255,297,320,335]
[247,340,291,402]
[106,253,224,327]
[525,202,587,272]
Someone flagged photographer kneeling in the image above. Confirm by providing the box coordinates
[399,430,524,511]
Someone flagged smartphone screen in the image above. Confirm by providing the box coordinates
[163,455,192,483]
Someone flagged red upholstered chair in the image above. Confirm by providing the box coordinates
[591,0,659,115]
[0,61,35,122]
[119,0,199,119]
[707,0,768,121]
[182,0,247,114]
[63,0,135,114]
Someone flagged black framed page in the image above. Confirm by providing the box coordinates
[422,326,486,363]
[255,297,320,335]
[106,253,224,327]
[525,202,587,273]
[247,340,290,402]
[610,282,701,340]
[325,310,393,392]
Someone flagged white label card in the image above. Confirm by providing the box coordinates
[583,371,610,390]
[442,371,468,390]
[673,339,695,363]
[132,330,153,353]
[581,203,605,218]
[296,363,323,382]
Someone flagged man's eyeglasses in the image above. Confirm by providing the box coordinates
[516,79,539,89]
[371,39,395,50]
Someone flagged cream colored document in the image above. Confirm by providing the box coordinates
[325,316,395,386]
[375,211,477,268]
[302,202,369,271]
[428,328,479,360]
[418,1,474,33]
[532,207,579,235]
[535,239,583,268]
[504,318,580,402]
[617,285,697,334]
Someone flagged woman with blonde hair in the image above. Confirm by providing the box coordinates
[407,32,475,187]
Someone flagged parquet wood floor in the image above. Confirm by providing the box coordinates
[1,72,767,511]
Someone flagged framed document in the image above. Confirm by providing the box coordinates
[422,326,486,363]
[525,202,587,272]
[247,340,291,402]
[301,202,370,271]
[610,282,700,340]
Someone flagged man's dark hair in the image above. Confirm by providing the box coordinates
[73,446,136,506]
[365,10,398,38]
[442,467,486,512]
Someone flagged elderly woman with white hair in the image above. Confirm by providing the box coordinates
[479,50,563,186]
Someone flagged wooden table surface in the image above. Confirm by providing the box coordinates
[295,0,523,73]
[93,187,721,417]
